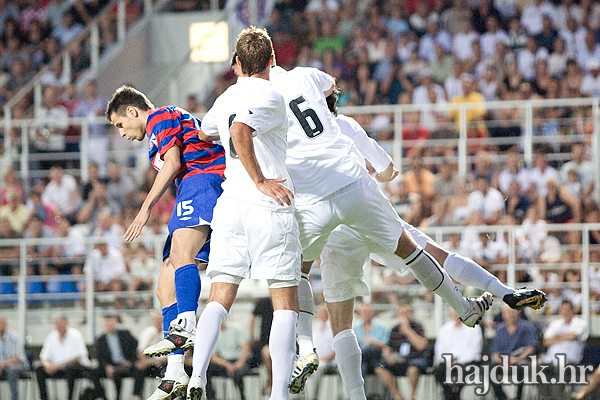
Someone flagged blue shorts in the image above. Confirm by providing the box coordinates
[162,173,224,261]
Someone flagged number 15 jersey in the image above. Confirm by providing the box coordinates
[270,66,366,206]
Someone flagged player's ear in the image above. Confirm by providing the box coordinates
[270,53,276,67]
[126,106,138,117]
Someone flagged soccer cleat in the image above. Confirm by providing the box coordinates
[503,288,547,311]
[144,318,196,357]
[187,376,207,400]
[147,371,189,400]
[289,350,319,394]
[459,292,493,328]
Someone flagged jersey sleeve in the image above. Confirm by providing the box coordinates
[233,90,285,135]
[151,112,184,160]
[308,68,335,92]
[343,116,392,172]
[201,105,219,137]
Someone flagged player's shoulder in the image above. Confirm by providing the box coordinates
[336,114,362,131]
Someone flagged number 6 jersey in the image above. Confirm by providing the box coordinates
[270,66,367,206]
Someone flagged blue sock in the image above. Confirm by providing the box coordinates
[174,263,201,315]
[161,304,183,355]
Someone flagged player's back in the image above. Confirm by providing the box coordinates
[270,66,366,205]
[147,105,225,186]
[201,76,293,211]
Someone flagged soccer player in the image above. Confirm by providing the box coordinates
[267,64,547,400]
[186,27,302,400]
[106,87,225,399]
[289,87,547,397]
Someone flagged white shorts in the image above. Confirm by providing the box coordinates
[207,198,302,284]
[296,174,403,262]
[320,221,430,303]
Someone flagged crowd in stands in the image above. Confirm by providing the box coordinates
[0,0,144,115]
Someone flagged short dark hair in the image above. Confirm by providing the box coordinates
[106,85,154,122]
[235,26,273,76]
[326,86,340,116]
[230,51,238,68]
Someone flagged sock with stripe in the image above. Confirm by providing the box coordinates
[174,263,201,327]
[444,253,513,297]
[403,247,470,316]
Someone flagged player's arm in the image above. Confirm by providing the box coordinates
[197,126,220,142]
[124,146,181,241]
[229,122,293,206]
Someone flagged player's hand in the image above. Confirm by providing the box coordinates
[256,179,294,206]
[124,207,151,241]
[376,163,399,183]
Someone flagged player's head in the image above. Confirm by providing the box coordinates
[230,50,242,77]
[326,86,340,116]
[235,26,274,77]
[106,85,154,141]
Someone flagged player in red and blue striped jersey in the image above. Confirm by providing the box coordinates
[107,86,224,400]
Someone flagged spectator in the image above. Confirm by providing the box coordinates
[53,10,84,45]
[452,19,479,62]
[134,311,165,400]
[41,166,79,218]
[0,190,29,234]
[36,315,103,400]
[73,81,109,174]
[535,15,557,51]
[497,151,531,195]
[375,304,429,400]
[547,37,571,78]
[518,37,548,80]
[82,242,126,308]
[441,0,472,36]
[353,303,390,378]
[529,152,558,198]
[581,60,600,98]
[520,0,555,36]
[468,175,504,225]
[106,161,135,210]
[92,209,124,250]
[403,152,435,225]
[560,142,595,208]
[418,16,452,63]
[434,157,458,198]
[480,16,508,58]
[504,181,532,222]
[577,31,600,73]
[313,303,335,371]
[489,306,538,400]
[430,44,454,83]
[76,179,121,225]
[0,317,27,400]
[33,87,69,169]
[206,319,252,400]
[248,297,273,395]
[449,73,486,153]
[434,309,482,400]
[40,58,69,89]
[96,314,138,400]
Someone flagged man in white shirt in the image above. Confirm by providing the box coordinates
[83,242,126,292]
[480,16,508,58]
[41,166,79,217]
[577,31,600,73]
[581,60,600,97]
[467,176,505,225]
[541,300,588,398]
[36,315,103,400]
[187,27,302,400]
[529,152,558,198]
[418,17,452,63]
[521,0,555,35]
[434,309,482,400]
[452,19,479,61]
[32,86,69,168]
[497,152,531,195]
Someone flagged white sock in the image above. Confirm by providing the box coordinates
[333,329,366,400]
[297,274,315,357]
[191,302,228,383]
[164,353,184,379]
[268,309,298,400]
[444,253,514,298]
[403,248,470,316]
[177,311,196,329]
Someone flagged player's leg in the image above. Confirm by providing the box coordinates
[188,278,240,400]
[297,261,316,356]
[268,282,299,400]
[327,298,367,400]
[424,239,546,310]
[146,259,190,400]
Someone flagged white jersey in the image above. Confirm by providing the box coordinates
[335,114,392,173]
[270,66,366,205]
[202,76,293,211]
